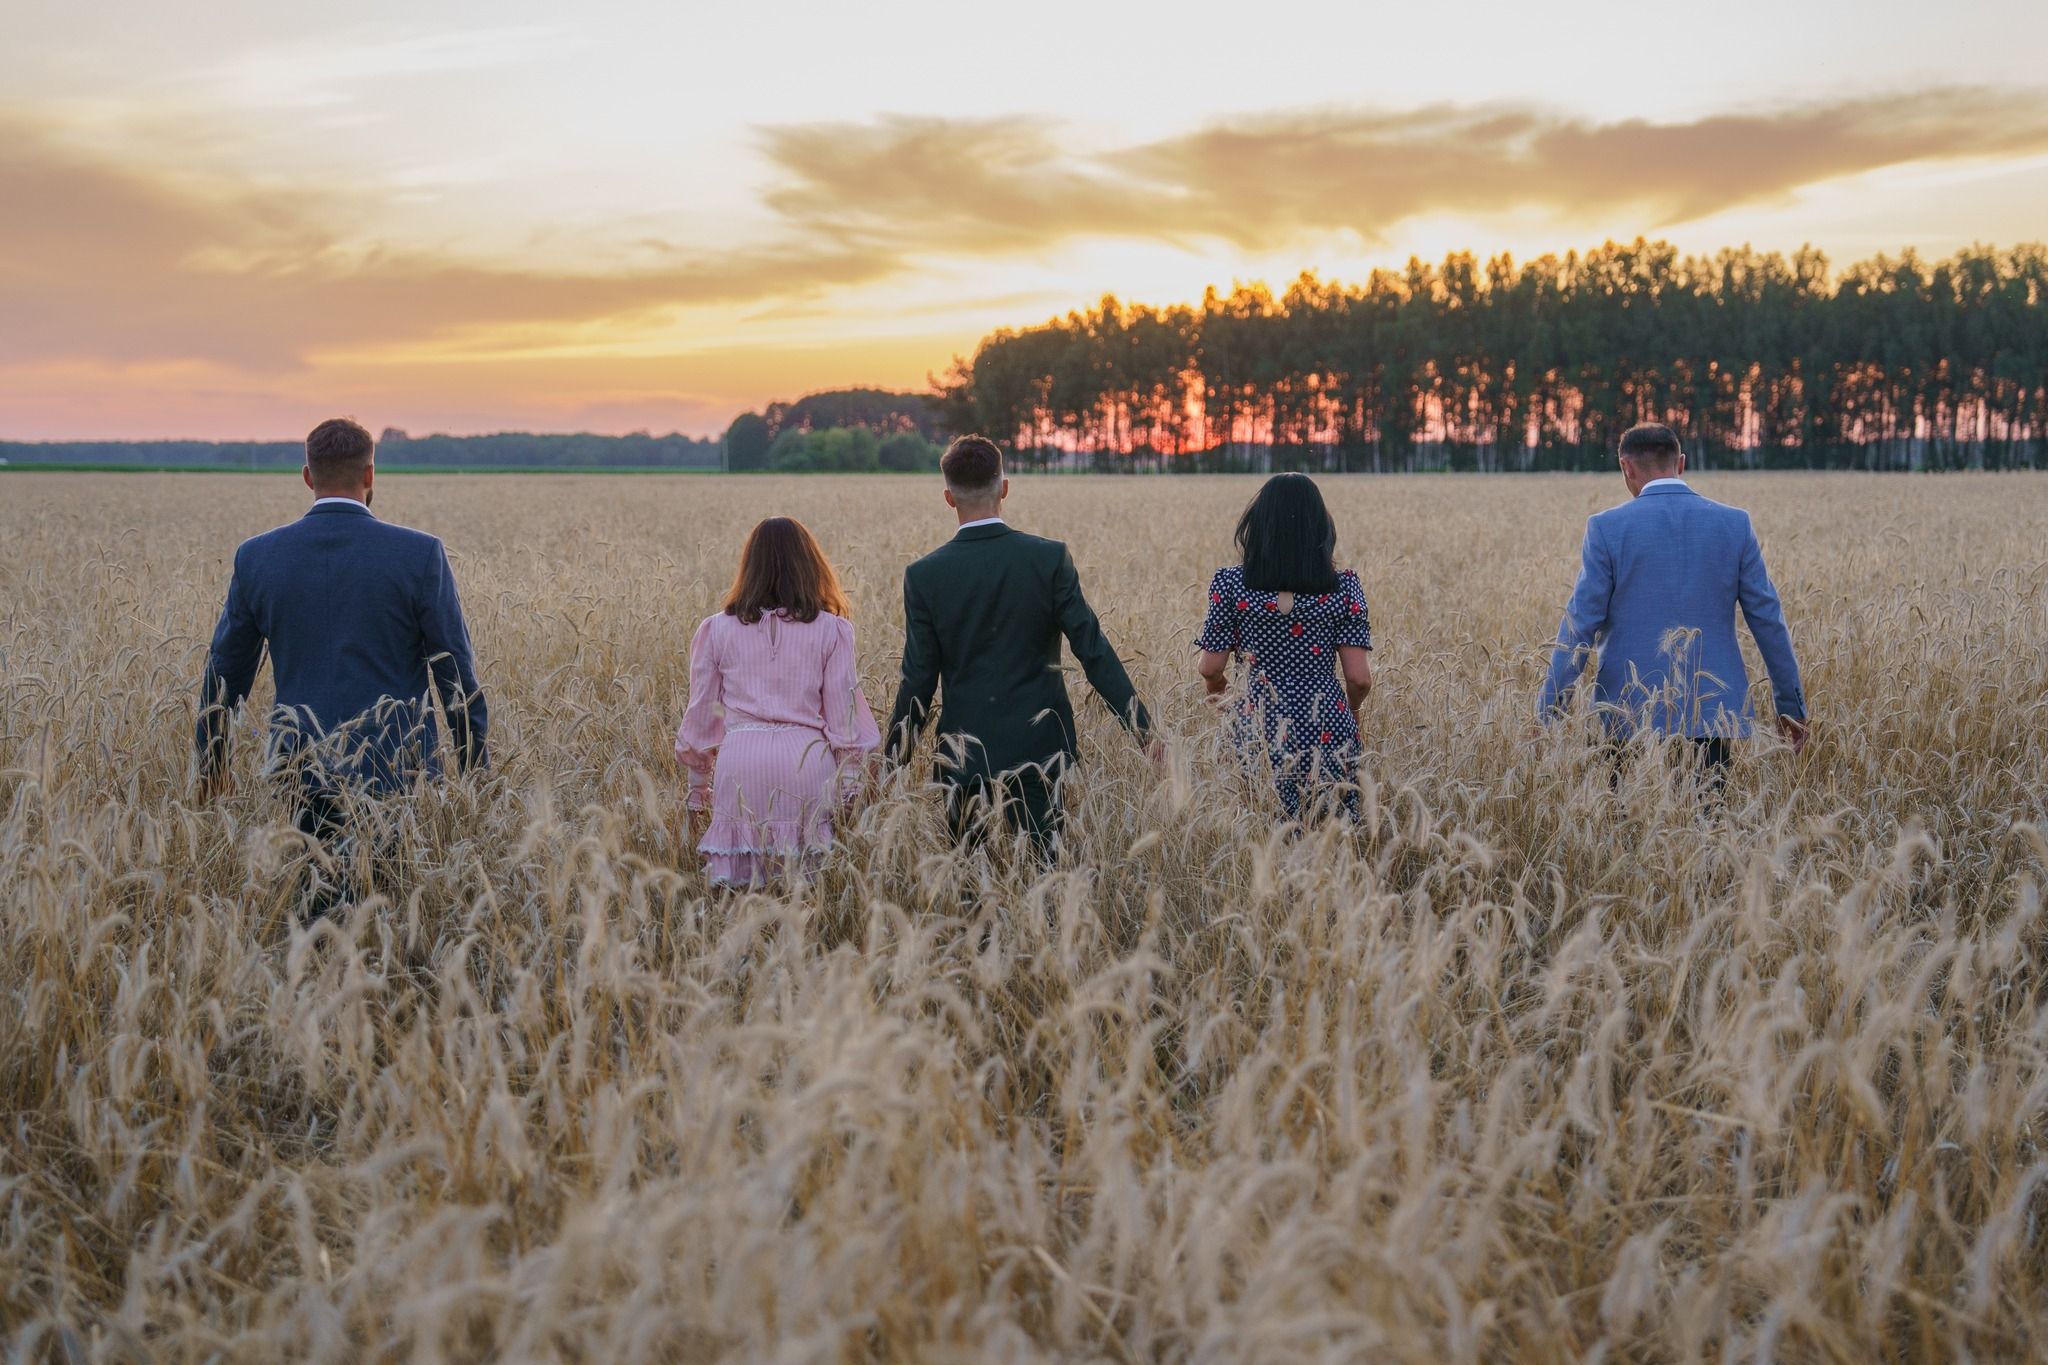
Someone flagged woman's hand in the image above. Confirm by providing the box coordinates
[684,804,710,848]
[1339,646,1373,713]
[1197,649,1231,708]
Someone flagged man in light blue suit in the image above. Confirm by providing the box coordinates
[1539,423,1808,766]
[197,418,488,915]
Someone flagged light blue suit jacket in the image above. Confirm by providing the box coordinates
[1539,482,1804,738]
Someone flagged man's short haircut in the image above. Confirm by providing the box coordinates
[1618,423,1684,466]
[306,417,375,486]
[942,435,1004,499]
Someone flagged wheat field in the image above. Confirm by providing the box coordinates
[1,470,2044,1363]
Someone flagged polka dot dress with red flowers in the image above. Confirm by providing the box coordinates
[1196,564,1373,818]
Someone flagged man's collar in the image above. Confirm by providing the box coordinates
[308,495,372,514]
[1639,477,1692,496]
[953,517,1011,542]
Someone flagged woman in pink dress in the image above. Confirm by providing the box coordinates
[674,518,881,887]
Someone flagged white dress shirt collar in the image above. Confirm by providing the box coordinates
[311,495,368,509]
[958,516,1006,530]
[1641,477,1689,492]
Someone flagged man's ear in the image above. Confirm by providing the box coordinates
[1675,450,1688,476]
[944,488,957,510]
[303,464,315,492]
[999,477,1010,502]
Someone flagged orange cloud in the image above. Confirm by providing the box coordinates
[0,115,901,370]
[760,88,2048,251]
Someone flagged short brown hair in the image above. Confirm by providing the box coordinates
[722,517,851,625]
[1617,423,1683,466]
[306,418,375,487]
[941,435,1003,497]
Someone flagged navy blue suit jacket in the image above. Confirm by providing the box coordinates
[196,500,488,792]
[1539,482,1804,738]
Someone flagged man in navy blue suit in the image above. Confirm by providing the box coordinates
[1539,423,1809,771]
[196,418,489,912]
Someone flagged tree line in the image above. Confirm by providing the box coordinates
[722,389,942,471]
[0,430,724,470]
[4,394,945,474]
[932,240,2048,472]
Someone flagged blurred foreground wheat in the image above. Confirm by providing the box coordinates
[1,471,2044,1362]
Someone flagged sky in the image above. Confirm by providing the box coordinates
[5,0,2048,440]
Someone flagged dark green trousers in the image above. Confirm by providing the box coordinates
[944,765,1063,862]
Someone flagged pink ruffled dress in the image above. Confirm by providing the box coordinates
[674,610,881,887]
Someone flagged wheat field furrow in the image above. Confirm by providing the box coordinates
[1,471,2044,1362]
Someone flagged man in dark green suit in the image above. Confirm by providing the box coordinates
[885,435,1153,856]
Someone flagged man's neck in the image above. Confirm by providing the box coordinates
[311,492,367,506]
[955,508,1003,528]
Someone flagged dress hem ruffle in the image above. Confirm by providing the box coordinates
[697,815,833,858]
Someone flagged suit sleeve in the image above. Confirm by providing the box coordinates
[1052,544,1151,743]
[1539,517,1613,720]
[195,547,265,777]
[420,541,489,772]
[1735,515,1806,721]
[884,570,941,766]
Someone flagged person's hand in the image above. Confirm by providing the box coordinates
[684,805,710,848]
[196,770,231,804]
[1145,736,1169,775]
[1777,715,1811,756]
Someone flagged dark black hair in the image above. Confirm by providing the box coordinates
[1235,472,1339,594]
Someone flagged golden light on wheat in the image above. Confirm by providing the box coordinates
[1,471,2043,1361]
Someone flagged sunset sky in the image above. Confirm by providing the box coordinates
[7,0,2048,439]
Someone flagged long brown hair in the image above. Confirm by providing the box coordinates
[722,517,851,624]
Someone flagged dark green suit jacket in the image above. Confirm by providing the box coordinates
[886,522,1150,783]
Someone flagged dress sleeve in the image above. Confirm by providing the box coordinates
[823,618,882,768]
[1195,568,1239,654]
[1333,571,1373,650]
[674,616,724,810]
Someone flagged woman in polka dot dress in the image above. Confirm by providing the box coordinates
[1195,473,1374,819]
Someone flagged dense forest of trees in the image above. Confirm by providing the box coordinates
[723,388,941,471]
[933,240,2048,472]
[758,427,942,473]
[761,388,942,440]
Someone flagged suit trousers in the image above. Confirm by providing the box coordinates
[944,765,1063,862]
[286,782,370,922]
[1608,736,1732,795]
